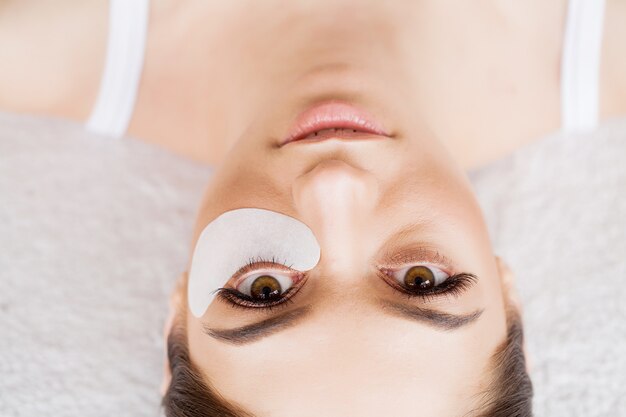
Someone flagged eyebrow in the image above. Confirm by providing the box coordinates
[203,300,482,345]
[378,300,483,331]
[203,305,313,345]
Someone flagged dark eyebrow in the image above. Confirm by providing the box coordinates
[204,299,481,346]
[203,305,312,345]
[379,299,483,330]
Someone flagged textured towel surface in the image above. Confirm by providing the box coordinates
[469,120,626,416]
[0,113,212,417]
[1,112,625,417]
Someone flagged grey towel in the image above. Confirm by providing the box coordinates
[470,119,626,416]
[1,112,624,416]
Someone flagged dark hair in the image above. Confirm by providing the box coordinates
[473,308,533,417]
[162,318,255,417]
[162,308,533,417]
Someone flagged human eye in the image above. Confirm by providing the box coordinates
[213,257,306,311]
[377,254,477,301]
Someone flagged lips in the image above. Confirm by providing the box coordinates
[281,101,390,145]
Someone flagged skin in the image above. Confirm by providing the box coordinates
[1,0,620,414]
[170,84,509,415]
[1,0,626,169]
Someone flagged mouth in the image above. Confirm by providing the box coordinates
[280,101,391,146]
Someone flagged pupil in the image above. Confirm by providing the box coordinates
[250,275,281,300]
[262,286,271,298]
[404,266,435,290]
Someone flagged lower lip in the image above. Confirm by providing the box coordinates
[281,101,390,145]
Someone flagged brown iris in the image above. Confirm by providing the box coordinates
[250,275,282,300]
[404,266,436,290]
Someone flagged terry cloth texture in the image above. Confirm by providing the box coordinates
[1,112,625,417]
[469,119,626,416]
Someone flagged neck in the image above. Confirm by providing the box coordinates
[145,0,567,168]
[164,1,411,157]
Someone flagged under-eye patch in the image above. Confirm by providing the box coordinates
[187,208,321,317]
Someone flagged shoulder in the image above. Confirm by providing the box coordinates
[601,0,626,119]
[0,0,107,120]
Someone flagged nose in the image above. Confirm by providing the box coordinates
[291,159,379,271]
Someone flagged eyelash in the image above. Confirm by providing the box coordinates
[213,256,302,312]
[233,255,295,278]
[214,286,300,312]
[213,256,477,311]
[377,270,477,303]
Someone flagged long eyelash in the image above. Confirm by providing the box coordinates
[215,255,301,311]
[217,253,476,310]
[213,286,298,312]
[380,271,478,303]
[234,255,294,278]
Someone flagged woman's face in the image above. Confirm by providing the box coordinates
[180,93,509,416]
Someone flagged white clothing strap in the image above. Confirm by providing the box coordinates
[86,0,149,138]
[561,0,606,133]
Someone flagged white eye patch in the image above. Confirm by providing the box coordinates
[187,208,321,317]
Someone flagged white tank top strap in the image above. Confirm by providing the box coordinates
[560,0,606,133]
[85,0,150,138]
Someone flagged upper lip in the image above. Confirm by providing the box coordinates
[280,101,391,146]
